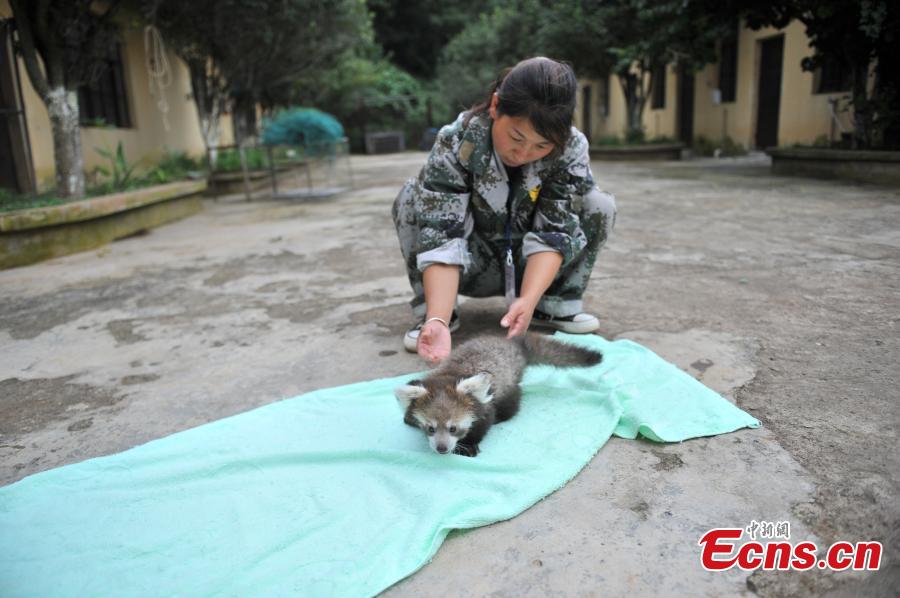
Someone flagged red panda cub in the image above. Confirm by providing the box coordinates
[395,333,602,457]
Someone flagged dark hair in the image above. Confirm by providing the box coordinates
[466,57,577,155]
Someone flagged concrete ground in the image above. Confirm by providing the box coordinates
[1,152,897,596]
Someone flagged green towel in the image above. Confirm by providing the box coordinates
[0,334,758,597]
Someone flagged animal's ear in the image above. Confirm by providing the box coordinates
[457,372,493,404]
[394,381,428,410]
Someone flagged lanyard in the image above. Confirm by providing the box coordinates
[504,190,516,305]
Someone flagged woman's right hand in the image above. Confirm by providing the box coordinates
[417,320,451,364]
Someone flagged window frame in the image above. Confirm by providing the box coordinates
[78,42,132,129]
[813,55,852,95]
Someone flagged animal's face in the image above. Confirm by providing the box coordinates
[395,373,492,454]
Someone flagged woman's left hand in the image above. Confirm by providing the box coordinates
[500,297,536,338]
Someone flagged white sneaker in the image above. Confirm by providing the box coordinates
[531,311,599,334]
[403,312,461,353]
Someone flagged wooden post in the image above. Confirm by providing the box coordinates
[267,145,278,198]
[238,143,252,202]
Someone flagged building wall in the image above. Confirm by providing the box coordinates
[1,2,234,191]
[575,19,854,149]
[692,20,851,149]
[643,65,677,140]
[577,65,679,142]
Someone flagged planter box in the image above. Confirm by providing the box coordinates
[589,143,684,161]
[206,163,310,197]
[767,148,900,185]
[0,180,205,270]
[206,170,272,196]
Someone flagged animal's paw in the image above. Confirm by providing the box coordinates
[453,443,480,457]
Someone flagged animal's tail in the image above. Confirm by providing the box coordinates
[520,333,603,368]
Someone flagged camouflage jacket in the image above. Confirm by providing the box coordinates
[410,111,595,272]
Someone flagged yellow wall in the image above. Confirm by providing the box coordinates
[577,65,679,142]
[692,20,851,149]
[575,19,855,149]
[576,76,632,141]
[643,65,677,140]
[1,1,234,191]
[575,79,599,140]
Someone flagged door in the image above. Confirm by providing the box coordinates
[0,21,33,193]
[756,35,784,150]
[677,67,694,146]
[581,85,592,143]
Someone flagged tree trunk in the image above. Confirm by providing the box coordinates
[187,59,224,163]
[850,59,872,150]
[46,87,85,198]
[232,98,258,146]
[618,71,645,139]
[10,0,87,198]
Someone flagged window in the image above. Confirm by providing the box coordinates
[78,43,131,128]
[719,35,738,102]
[651,63,666,110]
[815,56,852,94]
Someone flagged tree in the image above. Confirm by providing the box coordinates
[9,0,123,198]
[739,0,900,149]
[144,0,371,146]
[140,2,229,156]
[433,0,547,123]
[543,0,733,140]
[369,0,490,80]
[291,50,428,152]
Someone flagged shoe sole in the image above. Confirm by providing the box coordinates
[530,317,599,334]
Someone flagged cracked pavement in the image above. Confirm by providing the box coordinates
[1,152,898,596]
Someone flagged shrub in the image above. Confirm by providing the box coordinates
[593,135,623,146]
[720,136,747,157]
[143,149,205,184]
[212,147,269,173]
[693,135,746,157]
[92,142,140,193]
[624,127,646,144]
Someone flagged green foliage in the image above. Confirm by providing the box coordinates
[693,135,747,156]
[0,149,206,213]
[545,0,732,138]
[145,0,373,143]
[593,135,624,146]
[91,144,207,193]
[291,52,429,152]
[0,189,68,213]
[625,127,646,144]
[433,0,547,123]
[432,0,733,138]
[369,0,491,79]
[93,142,140,193]
[719,136,746,156]
[592,134,676,147]
[812,134,831,148]
[212,148,269,173]
[693,136,715,156]
[143,149,205,184]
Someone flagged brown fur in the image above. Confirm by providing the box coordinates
[395,334,602,457]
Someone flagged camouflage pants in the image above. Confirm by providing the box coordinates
[392,185,616,318]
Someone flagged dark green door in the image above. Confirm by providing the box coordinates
[756,35,784,150]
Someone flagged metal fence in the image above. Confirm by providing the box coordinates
[205,138,353,202]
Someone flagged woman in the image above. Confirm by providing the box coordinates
[392,56,616,363]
